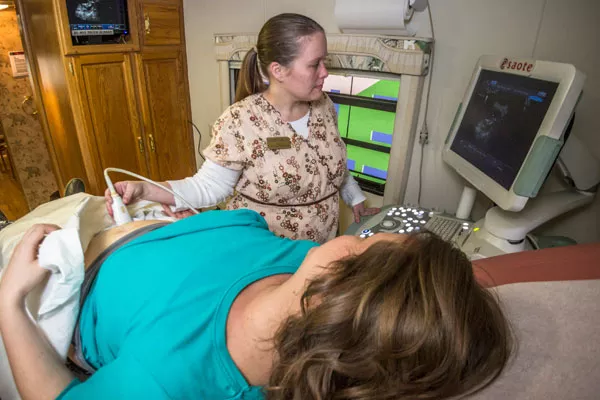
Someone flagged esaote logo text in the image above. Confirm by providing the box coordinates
[500,58,534,72]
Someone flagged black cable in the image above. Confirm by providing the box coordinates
[187,120,206,162]
[416,4,435,208]
[417,137,425,206]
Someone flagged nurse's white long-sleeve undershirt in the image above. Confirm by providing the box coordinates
[167,114,366,210]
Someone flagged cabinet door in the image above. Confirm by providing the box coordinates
[135,48,195,181]
[72,53,148,194]
[141,2,182,46]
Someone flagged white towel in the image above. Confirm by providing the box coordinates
[36,203,86,359]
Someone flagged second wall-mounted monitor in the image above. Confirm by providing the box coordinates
[443,55,585,212]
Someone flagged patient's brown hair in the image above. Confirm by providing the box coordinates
[267,232,513,400]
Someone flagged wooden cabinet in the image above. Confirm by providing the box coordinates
[19,0,195,195]
[134,48,194,181]
[70,53,149,190]
[141,2,182,46]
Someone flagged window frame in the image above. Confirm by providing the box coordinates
[217,34,431,205]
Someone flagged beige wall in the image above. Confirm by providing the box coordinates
[183,0,600,242]
[0,9,58,210]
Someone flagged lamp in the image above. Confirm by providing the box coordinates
[0,1,15,11]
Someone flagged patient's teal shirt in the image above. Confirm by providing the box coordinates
[58,209,319,399]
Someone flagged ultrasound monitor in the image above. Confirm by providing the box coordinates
[443,55,585,212]
[67,0,129,45]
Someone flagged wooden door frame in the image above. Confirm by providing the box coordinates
[13,0,64,193]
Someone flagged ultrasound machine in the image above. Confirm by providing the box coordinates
[347,55,599,260]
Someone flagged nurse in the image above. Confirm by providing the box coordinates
[105,13,379,243]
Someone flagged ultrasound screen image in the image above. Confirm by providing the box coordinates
[76,0,99,21]
[67,0,127,28]
[450,69,559,189]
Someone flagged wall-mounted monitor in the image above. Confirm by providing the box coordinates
[67,0,129,45]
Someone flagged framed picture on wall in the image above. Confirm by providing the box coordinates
[8,51,28,78]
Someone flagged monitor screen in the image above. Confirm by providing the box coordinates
[450,69,559,190]
[67,0,128,36]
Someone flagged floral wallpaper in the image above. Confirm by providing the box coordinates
[0,9,57,210]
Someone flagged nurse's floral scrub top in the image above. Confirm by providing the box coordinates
[203,93,347,243]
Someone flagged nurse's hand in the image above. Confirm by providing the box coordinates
[0,224,60,306]
[352,202,381,223]
[104,181,147,217]
[160,204,197,219]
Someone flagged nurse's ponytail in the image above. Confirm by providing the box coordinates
[234,47,269,103]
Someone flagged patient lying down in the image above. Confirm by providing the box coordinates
[0,208,512,400]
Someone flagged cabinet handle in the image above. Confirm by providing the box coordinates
[149,134,156,152]
[144,13,151,35]
[137,136,145,153]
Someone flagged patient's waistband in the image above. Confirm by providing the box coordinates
[71,222,170,375]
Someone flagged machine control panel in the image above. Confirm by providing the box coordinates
[348,204,473,245]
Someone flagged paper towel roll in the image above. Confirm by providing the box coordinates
[334,0,416,36]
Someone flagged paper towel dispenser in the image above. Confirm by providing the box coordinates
[334,0,429,36]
